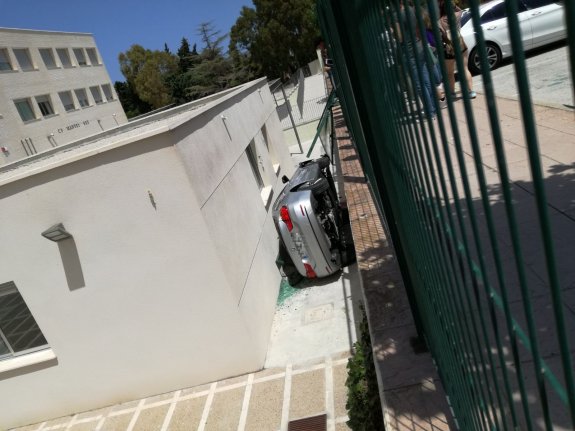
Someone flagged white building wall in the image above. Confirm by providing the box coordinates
[0,79,293,429]
[0,28,128,165]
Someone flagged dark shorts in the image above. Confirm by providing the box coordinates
[444,48,467,60]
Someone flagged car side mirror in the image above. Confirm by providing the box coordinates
[282,175,290,184]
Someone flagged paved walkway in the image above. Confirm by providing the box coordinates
[12,75,359,431]
[13,356,351,431]
[333,83,575,430]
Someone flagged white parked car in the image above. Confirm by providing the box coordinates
[460,0,566,74]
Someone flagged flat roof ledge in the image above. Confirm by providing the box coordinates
[0,78,269,186]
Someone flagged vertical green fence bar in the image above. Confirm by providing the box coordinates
[317,0,575,429]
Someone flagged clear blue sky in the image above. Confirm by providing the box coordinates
[0,0,252,83]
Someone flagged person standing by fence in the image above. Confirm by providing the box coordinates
[438,0,476,98]
[396,0,436,118]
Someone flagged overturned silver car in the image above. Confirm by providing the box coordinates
[273,155,343,279]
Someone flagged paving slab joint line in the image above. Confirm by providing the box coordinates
[159,390,181,431]
[325,356,336,431]
[280,364,293,431]
[254,372,286,384]
[94,414,106,431]
[197,382,217,431]
[64,414,79,430]
[126,399,146,431]
[179,389,211,401]
[237,373,255,431]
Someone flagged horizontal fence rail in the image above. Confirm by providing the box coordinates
[317,0,575,429]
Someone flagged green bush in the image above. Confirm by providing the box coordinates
[346,307,385,430]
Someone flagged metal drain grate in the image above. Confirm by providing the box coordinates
[288,413,327,431]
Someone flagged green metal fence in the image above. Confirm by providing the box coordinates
[317,0,575,429]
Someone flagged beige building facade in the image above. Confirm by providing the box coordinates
[0,78,293,429]
[0,27,128,165]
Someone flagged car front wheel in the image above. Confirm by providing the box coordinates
[469,43,502,75]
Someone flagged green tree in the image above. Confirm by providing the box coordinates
[184,22,236,99]
[229,6,261,81]
[114,81,152,118]
[118,45,178,109]
[229,0,321,79]
[177,37,198,72]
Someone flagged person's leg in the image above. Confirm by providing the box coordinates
[420,62,436,116]
[446,59,456,94]
[462,52,476,97]
[431,61,444,100]
[408,55,435,117]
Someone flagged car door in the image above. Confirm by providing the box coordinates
[480,0,532,58]
[523,0,566,47]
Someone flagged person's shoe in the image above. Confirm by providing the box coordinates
[469,91,477,99]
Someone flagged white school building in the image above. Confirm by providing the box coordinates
[0,27,128,164]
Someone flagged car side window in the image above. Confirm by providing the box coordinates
[481,4,506,23]
[523,0,554,8]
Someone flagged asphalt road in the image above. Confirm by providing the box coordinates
[473,41,575,109]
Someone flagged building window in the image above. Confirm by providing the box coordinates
[0,48,13,71]
[35,95,55,117]
[261,124,279,168]
[89,86,103,104]
[74,89,90,107]
[101,84,115,101]
[56,48,73,68]
[58,91,76,111]
[38,48,57,69]
[14,99,36,122]
[0,282,49,360]
[73,48,87,66]
[246,139,265,191]
[13,48,34,71]
[86,47,99,65]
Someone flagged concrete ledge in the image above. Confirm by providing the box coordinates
[0,349,57,380]
[333,106,456,430]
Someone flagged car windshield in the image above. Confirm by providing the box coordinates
[460,9,472,27]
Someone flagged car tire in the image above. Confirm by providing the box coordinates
[309,177,330,196]
[316,155,331,169]
[469,43,501,75]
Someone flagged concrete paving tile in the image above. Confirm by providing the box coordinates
[216,374,248,388]
[292,356,324,371]
[289,369,325,420]
[336,422,352,431]
[132,404,170,431]
[110,399,139,413]
[501,294,575,362]
[144,391,175,405]
[98,413,133,431]
[372,324,438,390]
[10,425,42,431]
[332,351,351,362]
[67,420,101,431]
[482,143,529,169]
[383,378,454,431]
[180,383,211,397]
[42,415,73,428]
[253,367,284,381]
[333,363,349,419]
[204,387,245,431]
[166,397,206,431]
[75,406,112,421]
[362,268,413,331]
[511,355,573,430]
[244,377,284,431]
